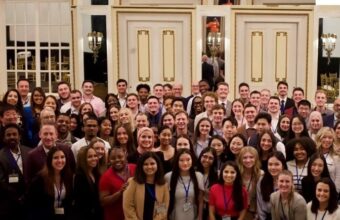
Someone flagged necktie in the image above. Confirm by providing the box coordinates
[222,102,226,110]
[280,100,285,114]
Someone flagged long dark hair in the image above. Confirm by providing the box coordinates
[40,146,73,197]
[306,152,330,179]
[134,152,165,185]
[260,151,287,202]
[30,87,46,114]
[218,161,246,211]
[285,137,316,161]
[168,149,199,218]
[257,130,277,160]
[311,177,339,214]
[2,89,24,114]
[287,115,309,139]
[76,146,100,183]
[276,114,290,139]
[113,124,136,155]
[196,147,218,187]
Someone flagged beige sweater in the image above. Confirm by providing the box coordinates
[123,178,169,220]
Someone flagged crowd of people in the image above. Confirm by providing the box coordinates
[1,78,340,220]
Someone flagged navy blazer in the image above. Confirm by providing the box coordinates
[25,143,76,183]
[0,145,30,219]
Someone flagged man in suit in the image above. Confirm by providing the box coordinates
[202,55,214,90]
[324,98,340,128]
[0,124,30,220]
[216,82,232,117]
[277,81,295,114]
[25,123,75,183]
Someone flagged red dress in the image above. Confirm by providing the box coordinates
[209,184,248,217]
[99,164,136,220]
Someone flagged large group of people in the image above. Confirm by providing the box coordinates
[1,78,340,220]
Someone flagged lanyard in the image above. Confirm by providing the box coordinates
[295,161,307,185]
[204,175,209,189]
[56,184,63,207]
[222,185,232,213]
[179,176,191,202]
[146,184,157,202]
[279,195,289,220]
[246,174,253,192]
[315,210,327,220]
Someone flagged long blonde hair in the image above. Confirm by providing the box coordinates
[315,127,336,156]
[237,146,262,182]
[277,170,295,202]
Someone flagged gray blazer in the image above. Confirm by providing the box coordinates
[270,191,307,220]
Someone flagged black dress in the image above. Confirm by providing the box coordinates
[73,169,102,220]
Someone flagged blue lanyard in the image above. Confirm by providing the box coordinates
[56,184,63,207]
[222,185,232,213]
[295,161,307,185]
[279,195,289,220]
[179,176,191,202]
[146,184,157,202]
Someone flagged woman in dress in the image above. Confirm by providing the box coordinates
[73,146,102,219]
[306,177,340,220]
[301,152,331,203]
[165,148,204,220]
[257,151,287,220]
[237,147,263,220]
[270,170,307,219]
[196,147,218,219]
[209,161,248,220]
[99,147,136,220]
[154,126,175,173]
[123,152,169,220]
[26,146,73,220]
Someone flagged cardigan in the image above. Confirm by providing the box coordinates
[270,191,307,220]
[123,178,169,220]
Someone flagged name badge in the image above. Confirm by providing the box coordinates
[222,216,231,220]
[183,202,192,212]
[55,207,65,215]
[9,174,19,183]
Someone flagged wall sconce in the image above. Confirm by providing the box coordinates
[207,31,222,60]
[87,31,103,63]
[321,33,337,65]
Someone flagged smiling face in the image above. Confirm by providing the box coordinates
[110,148,127,171]
[163,114,175,129]
[178,153,192,172]
[291,117,304,135]
[229,136,244,155]
[176,137,190,150]
[279,117,290,132]
[222,165,237,185]
[52,150,66,172]
[109,106,119,121]
[277,174,293,194]
[143,157,158,177]
[87,148,98,169]
[33,90,44,105]
[116,127,128,145]
[260,133,272,152]
[232,101,244,117]
[210,138,224,156]
[100,119,112,136]
[200,151,214,169]
[268,156,283,177]
[44,97,57,111]
[293,143,307,162]
[311,158,325,178]
[138,130,153,150]
[93,141,105,159]
[320,132,334,151]
[242,152,256,169]
[7,91,19,105]
[159,128,172,146]
[315,182,330,204]
[198,120,211,136]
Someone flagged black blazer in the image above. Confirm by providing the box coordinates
[202,62,214,89]
[73,169,102,220]
[25,175,73,220]
[283,97,295,111]
[0,145,30,220]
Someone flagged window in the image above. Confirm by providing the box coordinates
[5,1,72,93]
